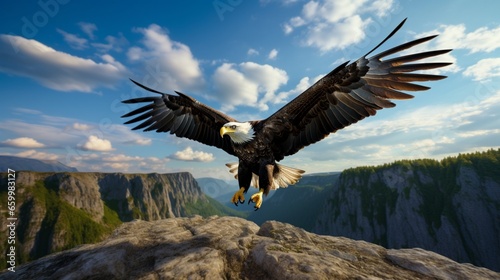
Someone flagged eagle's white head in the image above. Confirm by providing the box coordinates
[220,122,255,144]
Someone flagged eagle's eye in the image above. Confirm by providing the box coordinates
[230,125,236,129]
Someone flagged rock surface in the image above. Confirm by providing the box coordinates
[3,216,498,280]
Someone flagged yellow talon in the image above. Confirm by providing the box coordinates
[231,187,246,206]
[249,190,264,210]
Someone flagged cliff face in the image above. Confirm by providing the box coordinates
[0,171,221,268]
[2,216,498,279]
[98,172,205,220]
[314,152,500,271]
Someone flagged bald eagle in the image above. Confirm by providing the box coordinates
[122,19,451,210]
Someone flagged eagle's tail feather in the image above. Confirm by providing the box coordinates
[274,164,305,189]
[225,162,305,190]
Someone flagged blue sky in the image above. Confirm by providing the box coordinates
[1,0,499,180]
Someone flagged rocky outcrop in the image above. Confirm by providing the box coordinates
[314,156,500,272]
[2,216,498,279]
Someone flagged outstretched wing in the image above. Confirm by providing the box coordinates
[122,80,236,156]
[267,18,452,159]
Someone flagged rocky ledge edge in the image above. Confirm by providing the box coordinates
[2,216,498,280]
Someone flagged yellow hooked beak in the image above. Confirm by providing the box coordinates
[220,126,234,137]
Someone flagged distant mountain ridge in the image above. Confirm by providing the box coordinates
[196,177,237,200]
[0,156,78,172]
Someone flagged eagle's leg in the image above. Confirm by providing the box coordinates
[249,190,264,210]
[231,187,246,206]
[232,162,251,206]
[249,164,273,210]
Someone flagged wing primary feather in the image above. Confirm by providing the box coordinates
[364,18,407,57]
[143,109,172,132]
[175,115,193,136]
[306,119,318,143]
[324,107,344,129]
[131,118,157,131]
[140,108,171,131]
[383,49,452,65]
[351,88,394,108]
[121,104,154,118]
[371,35,439,60]
[329,105,350,127]
[157,112,176,132]
[170,114,186,134]
[336,103,359,123]
[335,93,371,117]
[129,79,166,95]
[184,121,197,139]
[366,73,447,82]
[391,62,453,72]
[317,111,334,132]
[366,79,430,91]
[122,97,158,104]
[124,111,153,125]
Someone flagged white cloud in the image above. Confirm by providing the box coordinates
[283,0,394,51]
[411,23,500,75]
[306,15,370,52]
[212,62,288,111]
[102,154,143,162]
[127,24,204,91]
[273,74,323,105]
[457,129,500,138]
[260,0,300,5]
[463,58,500,82]
[15,149,59,161]
[0,114,150,153]
[283,24,294,35]
[123,138,152,145]
[289,16,306,28]
[268,48,278,59]
[213,63,258,111]
[78,22,97,39]
[1,137,45,148]
[78,135,113,152]
[103,162,130,170]
[0,35,127,92]
[57,29,88,50]
[13,108,42,115]
[170,147,215,162]
[248,48,259,56]
[62,151,170,173]
[91,33,129,53]
[101,153,170,171]
[69,123,92,131]
[364,0,394,17]
[425,24,500,54]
